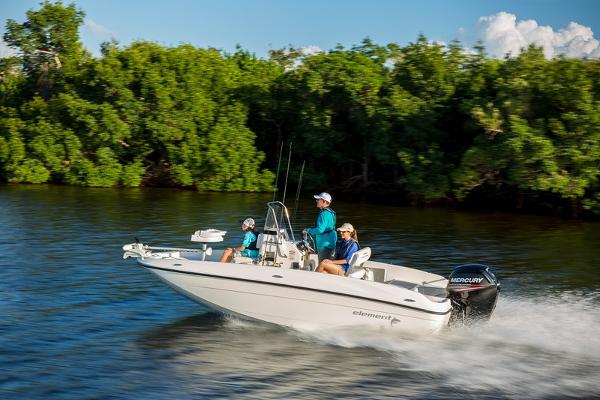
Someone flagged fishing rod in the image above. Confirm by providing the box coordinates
[272,140,284,202]
[281,142,292,206]
[292,160,305,225]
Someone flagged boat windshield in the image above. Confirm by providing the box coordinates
[264,201,295,241]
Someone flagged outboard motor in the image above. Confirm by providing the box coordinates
[447,264,500,325]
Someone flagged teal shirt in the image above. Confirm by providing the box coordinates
[239,230,258,258]
[307,208,337,251]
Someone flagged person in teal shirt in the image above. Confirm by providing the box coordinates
[220,218,259,262]
[304,192,337,261]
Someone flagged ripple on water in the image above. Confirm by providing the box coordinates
[1,185,599,399]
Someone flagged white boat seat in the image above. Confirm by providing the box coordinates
[345,247,371,277]
[256,233,265,250]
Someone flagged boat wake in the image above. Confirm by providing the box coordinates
[292,291,600,398]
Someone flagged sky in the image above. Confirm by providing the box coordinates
[1,0,600,59]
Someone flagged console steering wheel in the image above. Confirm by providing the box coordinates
[301,231,317,254]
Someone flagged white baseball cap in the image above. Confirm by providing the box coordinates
[242,218,255,228]
[313,192,332,203]
[337,223,354,232]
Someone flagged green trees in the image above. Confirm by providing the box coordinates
[1,1,599,217]
[4,0,88,100]
[389,37,465,199]
[0,1,273,191]
[279,47,387,188]
[90,42,273,190]
[454,47,600,215]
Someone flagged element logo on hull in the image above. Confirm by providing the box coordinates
[353,310,400,326]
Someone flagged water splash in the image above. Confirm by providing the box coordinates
[293,292,600,398]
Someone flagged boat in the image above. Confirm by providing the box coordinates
[122,201,500,334]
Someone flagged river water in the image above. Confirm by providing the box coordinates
[1,185,599,399]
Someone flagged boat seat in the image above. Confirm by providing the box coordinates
[345,247,371,277]
[256,233,265,250]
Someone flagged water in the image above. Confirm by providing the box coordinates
[1,185,599,399]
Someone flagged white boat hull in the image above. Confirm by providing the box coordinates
[140,258,452,335]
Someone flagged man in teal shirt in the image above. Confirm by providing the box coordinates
[304,192,337,261]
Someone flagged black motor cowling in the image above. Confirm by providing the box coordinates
[447,264,500,325]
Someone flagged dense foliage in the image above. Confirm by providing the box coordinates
[1,2,599,216]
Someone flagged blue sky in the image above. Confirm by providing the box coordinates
[2,0,600,58]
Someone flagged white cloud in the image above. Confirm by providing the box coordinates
[383,58,397,70]
[299,45,323,56]
[0,39,18,58]
[278,46,323,71]
[477,12,600,59]
[84,19,115,37]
